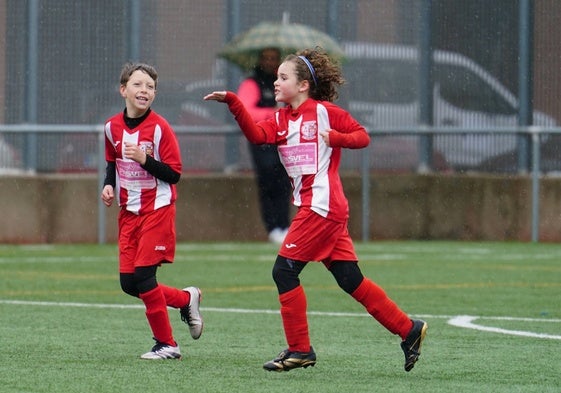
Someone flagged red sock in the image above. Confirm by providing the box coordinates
[351,278,413,340]
[279,285,310,353]
[159,284,190,308]
[139,286,176,346]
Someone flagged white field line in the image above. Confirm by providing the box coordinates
[1,299,560,340]
[448,315,561,340]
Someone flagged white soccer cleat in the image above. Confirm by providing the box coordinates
[180,286,204,339]
[140,341,181,360]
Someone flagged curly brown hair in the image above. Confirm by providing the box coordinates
[284,47,345,102]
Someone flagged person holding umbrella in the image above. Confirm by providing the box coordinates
[238,47,291,243]
[204,48,427,372]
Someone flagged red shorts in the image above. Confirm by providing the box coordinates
[279,208,357,267]
[118,204,176,274]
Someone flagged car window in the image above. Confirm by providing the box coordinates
[435,64,516,115]
[345,60,418,104]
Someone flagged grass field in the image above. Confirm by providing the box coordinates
[1,241,560,393]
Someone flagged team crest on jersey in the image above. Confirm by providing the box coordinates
[301,121,317,140]
[139,142,154,156]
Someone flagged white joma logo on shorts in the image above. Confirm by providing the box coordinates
[155,245,166,251]
[285,243,297,249]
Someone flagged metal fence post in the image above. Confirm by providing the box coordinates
[531,127,540,242]
[224,0,242,172]
[517,0,533,173]
[361,143,371,242]
[24,0,39,172]
[418,0,434,173]
[97,125,106,244]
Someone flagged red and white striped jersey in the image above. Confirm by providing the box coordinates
[104,111,182,215]
[226,94,369,222]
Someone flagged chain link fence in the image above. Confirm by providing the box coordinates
[1,0,560,175]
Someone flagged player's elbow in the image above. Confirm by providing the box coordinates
[168,170,181,184]
[242,126,268,144]
[358,133,370,148]
[247,135,267,144]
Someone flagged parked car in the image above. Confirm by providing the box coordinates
[176,42,558,173]
[341,41,558,170]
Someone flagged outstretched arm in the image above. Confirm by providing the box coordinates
[204,91,271,144]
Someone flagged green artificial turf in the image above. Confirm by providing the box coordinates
[0,241,559,393]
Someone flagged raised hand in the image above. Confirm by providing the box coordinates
[203,91,227,102]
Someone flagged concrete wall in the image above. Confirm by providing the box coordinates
[1,173,560,244]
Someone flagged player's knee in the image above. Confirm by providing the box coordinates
[329,261,364,294]
[272,255,303,294]
[120,273,139,298]
[133,265,158,294]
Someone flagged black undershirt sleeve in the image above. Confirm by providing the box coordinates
[104,161,116,187]
[141,155,181,184]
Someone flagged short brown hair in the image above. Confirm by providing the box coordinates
[119,62,158,88]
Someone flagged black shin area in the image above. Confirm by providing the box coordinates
[272,255,307,294]
[329,261,364,294]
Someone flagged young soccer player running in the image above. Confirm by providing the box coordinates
[101,62,203,360]
[204,48,427,372]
